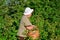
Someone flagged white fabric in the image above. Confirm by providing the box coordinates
[24,7,33,15]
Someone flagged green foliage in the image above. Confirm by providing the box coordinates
[0,0,60,40]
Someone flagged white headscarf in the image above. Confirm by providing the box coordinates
[24,7,33,15]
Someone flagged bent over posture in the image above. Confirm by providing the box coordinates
[17,7,34,40]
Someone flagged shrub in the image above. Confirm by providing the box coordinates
[0,0,60,40]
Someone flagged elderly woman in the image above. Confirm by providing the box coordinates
[17,7,34,40]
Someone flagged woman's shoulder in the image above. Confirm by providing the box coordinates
[22,15,28,19]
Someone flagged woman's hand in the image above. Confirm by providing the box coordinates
[26,25,35,30]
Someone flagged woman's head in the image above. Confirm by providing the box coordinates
[23,7,34,18]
